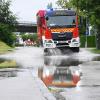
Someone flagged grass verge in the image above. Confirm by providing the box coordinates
[0,41,13,54]
[89,48,100,54]
[0,60,17,68]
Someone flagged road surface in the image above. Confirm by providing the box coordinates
[0,47,100,100]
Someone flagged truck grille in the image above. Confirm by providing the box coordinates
[52,32,72,41]
[56,43,69,47]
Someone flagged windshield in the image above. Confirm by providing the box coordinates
[46,16,76,27]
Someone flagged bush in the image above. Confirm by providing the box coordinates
[0,24,16,46]
[15,43,24,47]
[0,0,17,47]
[80,35,96,47]
[21,33,38,42]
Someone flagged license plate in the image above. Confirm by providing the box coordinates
[58,41,66,43]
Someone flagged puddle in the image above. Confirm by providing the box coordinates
[0,69,17,78]
[38,56,82,88]
[38,56,82,100]
[0,58,19,78]
[0,47,99,100]
[79,84,100,87]
[92,56,100,61]
[44,56,83,66]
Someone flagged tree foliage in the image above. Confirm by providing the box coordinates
[21,33,38,42]
[56,0,71,8]
[0,23,16,46]
[47,2,53,9]
[56,0,100,49]
[0,0,17,46]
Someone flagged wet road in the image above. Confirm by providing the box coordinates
[0,47,100,100]
[59,61,100,100]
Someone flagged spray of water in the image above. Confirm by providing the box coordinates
[44,48,74,56]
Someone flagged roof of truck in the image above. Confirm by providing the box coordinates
[37,9,76,17]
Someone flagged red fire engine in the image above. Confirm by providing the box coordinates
[36,9,80,52]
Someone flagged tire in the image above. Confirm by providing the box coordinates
[44,48,48,52]
[74,47,79,52]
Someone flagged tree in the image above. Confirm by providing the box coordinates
[47,2,53,9]
[70,0,100,49]
[21,33,38,42]
[56,0,100,49]
[56,0,86,35]
[56,0,72,8]
[0,0,17,46]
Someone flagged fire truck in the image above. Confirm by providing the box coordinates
[36,9,80,52]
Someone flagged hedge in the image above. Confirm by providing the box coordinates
[80,35,96,47]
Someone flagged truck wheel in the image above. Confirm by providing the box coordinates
[44,48,48,52]
[71,47,79,52]
[74,47,79,52]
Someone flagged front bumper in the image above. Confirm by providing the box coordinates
[44,40,80,48]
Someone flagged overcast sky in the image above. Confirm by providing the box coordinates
[10,0,58,22]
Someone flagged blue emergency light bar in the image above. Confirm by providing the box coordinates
[46,10,76,16]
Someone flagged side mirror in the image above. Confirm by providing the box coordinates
[78,24,82,28]
[78,16,83,28]
[45,16,49,21]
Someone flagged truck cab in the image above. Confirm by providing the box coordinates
[36,9,80,52]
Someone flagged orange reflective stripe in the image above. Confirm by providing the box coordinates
[51,28,74,32]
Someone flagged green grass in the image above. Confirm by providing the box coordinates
[0,60,17,68]
[90,48,100,54]
[0,41,13,54]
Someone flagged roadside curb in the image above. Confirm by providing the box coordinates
[31,70,56,100]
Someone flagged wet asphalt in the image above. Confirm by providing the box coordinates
[0,47,100,100]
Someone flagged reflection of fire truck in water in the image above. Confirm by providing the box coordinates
[36,9,80,52]
[38,66,80,87]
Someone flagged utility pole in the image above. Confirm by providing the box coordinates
[85,0,89,48]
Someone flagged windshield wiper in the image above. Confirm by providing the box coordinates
[63,25,76,28]
[48,24,76,28]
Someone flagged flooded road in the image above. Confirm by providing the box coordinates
[0,47,100,100]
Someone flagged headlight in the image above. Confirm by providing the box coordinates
[43,70,50,78]
[72,37,80,42]
[72,39,77,42]
[45,39,53,43]
[75,71,80,76]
